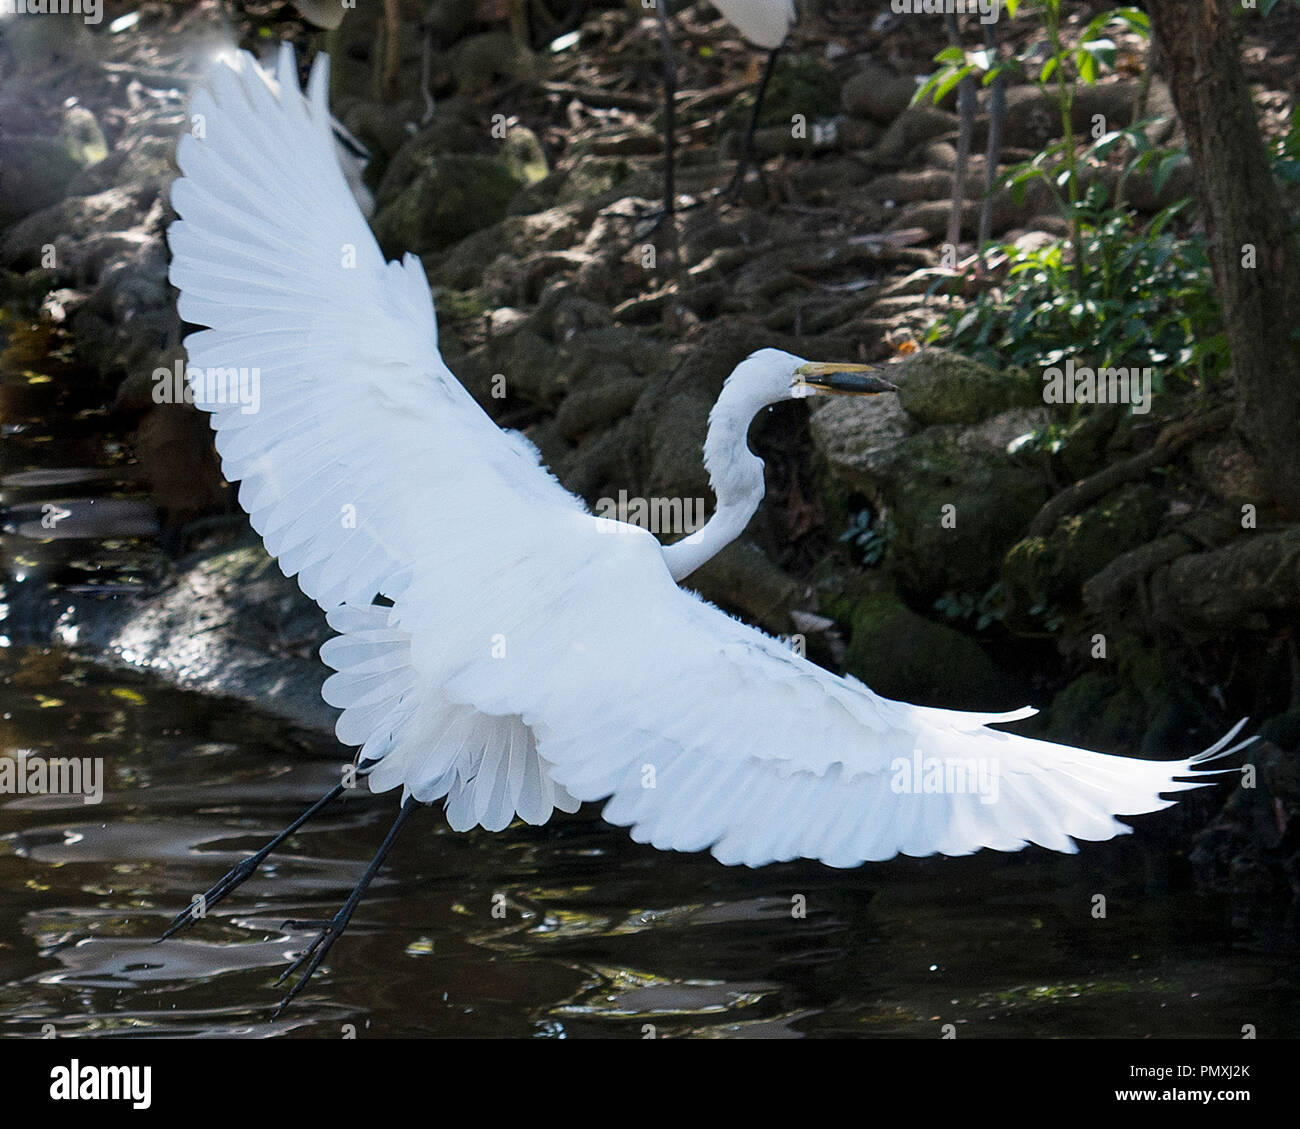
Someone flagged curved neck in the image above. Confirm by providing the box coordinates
[662,380,769,582]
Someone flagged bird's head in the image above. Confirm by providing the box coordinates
[731,348,899,407]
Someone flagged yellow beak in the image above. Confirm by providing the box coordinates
[794,362,899,396]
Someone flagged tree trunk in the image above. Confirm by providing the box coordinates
[1146,0,1300,515]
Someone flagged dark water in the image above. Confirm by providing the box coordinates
[0,645,1296,1040]
[2,313,1297,1040]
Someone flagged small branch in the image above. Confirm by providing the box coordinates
[1027,406,1233,537]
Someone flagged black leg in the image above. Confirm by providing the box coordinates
[655,0,677,224]
[627,0,679,239]
[720,46,781,203]
[271,794,421,1017]
[158,781,347,942]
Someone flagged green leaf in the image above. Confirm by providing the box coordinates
[933,65,975,104]
[1150,152,1181,195]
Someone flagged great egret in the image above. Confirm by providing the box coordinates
[650,0,796,225]
[161,46,1250,1012]
[710,0,796,197]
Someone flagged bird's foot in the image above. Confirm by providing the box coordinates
[157,852,266,942]
[156,782,346,943]
[272,908,357,1017]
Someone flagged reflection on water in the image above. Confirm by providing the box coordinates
[0,647,1297,1039]
[1,312,164,644]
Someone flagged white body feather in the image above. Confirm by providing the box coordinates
[167,47,1250,868]
[711,0,796,50]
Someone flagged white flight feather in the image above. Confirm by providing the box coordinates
[167,45,1251,865]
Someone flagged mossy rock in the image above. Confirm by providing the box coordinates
[556,156,633,206]
[885,428,1049,596]
[1001,483,1163,627]
[718,55,840,133]
[842,591,1014,710]
[1046,669,1145,750]
[503,127,549,185]
[447,30,536,94]
[897,349,1040,426]
[1046,647,1207,753]
[372,155,523,257]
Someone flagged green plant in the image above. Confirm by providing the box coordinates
[927,201,1229,390]
[916,2,1150,290]
[840,508,894,567]
[934,581,1005,632]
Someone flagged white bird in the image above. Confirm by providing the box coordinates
[712,0,797,51]
[161,46,1251,1011]
[649,0,797,225]
[711,0,796,198]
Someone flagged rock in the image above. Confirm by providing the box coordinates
[428,206,583,290]
[1188,434,1271,507]
[808,393,915,493]
[341,101,418,167]
[58,547,336,734]
[885,427,1049,596]
[689,539,805,638]
[0,13,95,76]
[1,188,145,271]
[864,168,958,204]
[375,111,488,208]
[570,125,663,158]
[447,30,535,94]
[372,154,523,256]
[719,54,840,134]
[555,155,633,206]
[0,102,110,226]
[895,349,1040,426]
[503,126,549,185]
[67,134,176,201]
[957,406,1053,459]
[842,63,918,124]
[554,378,644,440]
[837,117,882,153]
[1045,645,1207,756]
[1122,156,1195,213]
[871,105,958,165]
[841,591,1014,710]
[997,80,1177,151]
[1000,483,1164,628]
[1045,669,1146,751]
[1057,405,1123,482]
[0,138,84,227]
[811,351,1048,598]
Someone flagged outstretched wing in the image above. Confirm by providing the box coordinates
[169,46,585,613]
[170,46,1249,867]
